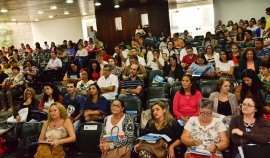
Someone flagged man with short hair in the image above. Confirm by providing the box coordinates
[97,64,119,100]
[181,46,197,70]
[255,38,270,61]
[125,47,146,66]
[44,52,62,82]
[43,41,50,51]
[123,55,147,79]
[96,54,108,69]
[63,81,85,132]
[113,44,128,63]
[120,64,144,100]
[146,49,164,70]
[247,19,259,34]
[254,20,266,38]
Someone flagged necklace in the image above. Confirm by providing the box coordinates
[52,119,61,128]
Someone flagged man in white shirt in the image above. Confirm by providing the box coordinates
[146,49,164,70]
[125,47,146,66]
[43,41,50,51]
[46,52,62,69]
[44,52,62,82]
[97,64,119,100]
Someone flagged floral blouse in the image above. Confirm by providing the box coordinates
[184,117,227,157]
[7,73,25,86]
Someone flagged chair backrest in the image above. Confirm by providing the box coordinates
[199,80,218,98]
[146,70,164,87]
[20,122,43,144]
[170,86,181,100]
[243,144,270,158]
[77,122,103,153]
[146,98,171,112]
[118,95,142,122]
[146,86,170,100]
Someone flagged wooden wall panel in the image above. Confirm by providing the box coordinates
[95,1,170,54]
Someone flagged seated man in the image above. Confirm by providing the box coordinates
[62,81,85,132]
[181,45,197,70]
[113,44,128,63]
[122,55,147,80]
[97,64,119,100]
[43,52,62,82]
[96,54,108,69]
[120,64,144,100]
[179,43,198,61]
[125,47,146,66]
[255,38,269,62]
[146,49,164,70]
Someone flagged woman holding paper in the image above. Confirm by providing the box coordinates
[99,99,135,158]
[181,98,229,158]
[134,101,183,158]
[229,96,270,158]
[35,102,76,157]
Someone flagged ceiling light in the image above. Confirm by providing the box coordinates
[38,10,44,14]
[35,19,39,21]
[64,11,69,15]
[95,2,101,6]
[49,15,54,18]
[66,0,74,3]
[11,19,16,21]
[50,5,57,10]
[114,4,120,8]
[0,9,8,13]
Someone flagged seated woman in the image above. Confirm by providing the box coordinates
[240,69,264,103]
[173,74,203,122]
[209,78,239,121]
[163,55,183,85]
[202,32,215,47]
[234,27,245,45]
[237,48,262,78]
[88,60,101,82]
[76,69,94,97]
[22,61,38,87]
[215,50,235,79]
[62,61,82,86]
[214,31,232,49]
[187,53,216,79]
[181,98,229,158]
[241,30,255,48]
[38,82,63,114]
[229,96,270,158]
[1,59,12,76]
[204,44,219,67]
[135,101,183,158]
[0,66,25,111]
[7,87,38,123]
[83,83,107,122]
[35,102,76,158]
[99,99,135,157]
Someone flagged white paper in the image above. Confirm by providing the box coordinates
[238,146,245,158]
[148,133,172,142]
[84,125,97,130]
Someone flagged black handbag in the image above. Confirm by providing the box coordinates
[243,144,270,158]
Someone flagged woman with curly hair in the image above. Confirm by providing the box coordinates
[38,82,63,114]
[35,102,76,158]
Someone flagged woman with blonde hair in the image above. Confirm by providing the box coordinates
[135,101,183,158]
[35,102,76,158]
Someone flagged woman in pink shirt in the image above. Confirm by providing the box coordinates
[173,74,203,123]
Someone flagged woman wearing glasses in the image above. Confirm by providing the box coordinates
[99,99,134,157]
[181,98,229,158]
[229,96,270,158]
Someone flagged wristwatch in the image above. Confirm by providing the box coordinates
[220,71,223,74]
[125,89,129,92]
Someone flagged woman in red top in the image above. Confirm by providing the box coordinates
[173,74,203,123]
[231,44,240,67]
[88,60,101,82]
[38,82,63,114]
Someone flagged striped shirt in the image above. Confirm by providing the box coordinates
[121,77,144,98]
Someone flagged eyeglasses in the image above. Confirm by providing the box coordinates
[242,103,255,108]
[200,111,212,116]
[112,104,122,109]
